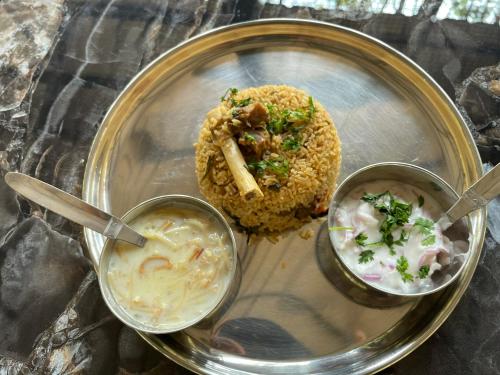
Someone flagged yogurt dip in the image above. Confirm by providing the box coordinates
[330,180,467,294]
[107,206,233,330]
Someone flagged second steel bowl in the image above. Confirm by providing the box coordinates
[327,162,471,298]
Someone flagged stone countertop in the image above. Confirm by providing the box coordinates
[0,0,499,374]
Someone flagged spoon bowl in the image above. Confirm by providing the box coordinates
[328,162,475,297]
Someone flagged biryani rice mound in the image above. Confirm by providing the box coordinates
[195,85,341,233]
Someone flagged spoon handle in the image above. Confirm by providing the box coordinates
[446,163,500,222]
[4,172,146,247]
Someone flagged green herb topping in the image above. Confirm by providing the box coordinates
[396,256,414,283]
[308,96,316,119]
[355,232,368,246]
[282,135,302,151]
[418,265,430,279]
[247,156,289,178]
[220,87,251,107]
[242,132,256,144]
[266,96,315,135]
[421,235,436,246]
[361,192,413,253]
[413,217,434,235]
[232,97,252,107]
[359,250,375,264]
[220,87,238,102]
[393,230,409,246]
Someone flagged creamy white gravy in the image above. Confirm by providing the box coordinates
[331,180,465,294]
[107,207,233,330]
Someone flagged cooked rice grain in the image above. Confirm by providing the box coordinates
[195,85,341,233]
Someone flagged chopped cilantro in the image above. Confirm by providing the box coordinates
[265,98,316,135]
[328,226,354,231]
[220,88,251,107]
[246,160,266,176]
[247,156,289,178]
[355,232,368,246]
[308,96,315,119]
[285,108,308,123]
[393,230,409,246]
[362,192,412,252]
[413,217,434,236]
[418,265,430,279]
[220,87,238,102]
[242,132,256,144]
[231,97,252,107]
[361,192,387,204]
[396,256,414,283]
[421,235,436,246]
[359,250,375,264]
[266,104,287,134]
[418,195,424,207]
[366,241,385,248]
[282,135,301,151]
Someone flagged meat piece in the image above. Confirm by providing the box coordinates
[295,206,310,220]
[237,129,270,159]
[311,191,330,217]
[234,102,269,128]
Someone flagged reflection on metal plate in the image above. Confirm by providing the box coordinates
[83,19,485,375]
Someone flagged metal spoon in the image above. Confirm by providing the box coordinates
[446,163,500,222]
[4,172,146,247]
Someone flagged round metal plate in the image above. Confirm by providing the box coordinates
[83,19,486,375]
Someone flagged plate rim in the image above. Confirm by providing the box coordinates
[83,18,486,375]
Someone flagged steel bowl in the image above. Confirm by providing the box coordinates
[328,162,470,298]
[98,195,239,334]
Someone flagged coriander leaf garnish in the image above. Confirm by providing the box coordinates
[220,87,238,102]
[231,97,252,107]
[355,232,368,246]
[362,192,412,253]
[359,250,375,264]
[421,235,436,246]
[308,96,315,119]
[413,217,434,236]
[328,226,354,231]
[418,195,424,207]
[220,88,251,107]
[242,132,257,144]
[396,256,414,283]
[366,241,385,248]
[265,157,289,177]
[418,265,430,279]
[285,108,308,123]
[247,156,289,178]
[265,99,315,135]
[282,135,301,151]
[246,160,266,176]
[266,104,286,134]
[393,230,409,246]
[361,192,386,204]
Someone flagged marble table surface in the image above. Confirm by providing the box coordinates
[0,0,499,374]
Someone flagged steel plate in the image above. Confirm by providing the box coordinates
[83,19,486,375]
